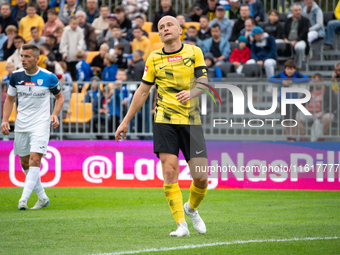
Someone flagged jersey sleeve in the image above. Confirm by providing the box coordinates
[141,53,156,85]
[7,75,17,96]
[194,46,207,79]
[49,73,61,95]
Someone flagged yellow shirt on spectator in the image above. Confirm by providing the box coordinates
[18,14,44,42]
[131,35,152,61]
[335,0,340,20]
[38,54,48,69]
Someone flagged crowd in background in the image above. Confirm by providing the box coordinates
[0,0,340,140]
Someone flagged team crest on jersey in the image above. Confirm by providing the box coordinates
[183,57,194,67]
[25,82,36,86]
[37,79,43,86]
[167,56,182,62]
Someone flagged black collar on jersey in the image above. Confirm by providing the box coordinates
[162,44,184,55]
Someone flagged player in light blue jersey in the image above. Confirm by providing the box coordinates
[1,44,64,210]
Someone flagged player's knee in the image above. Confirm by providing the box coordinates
[194,178,208,185]
[30,155,41,167]
[21,162,29,170]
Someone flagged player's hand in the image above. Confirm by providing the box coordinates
[51,114,59,128]
[176,90,190,104]
[1,121,10,135]
[115,121,128,142]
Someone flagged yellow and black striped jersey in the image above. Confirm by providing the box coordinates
[142,44,207,125]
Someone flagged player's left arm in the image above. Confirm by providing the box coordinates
[49,74,64,128]
[176,46,208,104]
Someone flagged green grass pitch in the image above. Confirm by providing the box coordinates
[0,188,339,255]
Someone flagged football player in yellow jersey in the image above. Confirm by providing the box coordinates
[115,16,209,237]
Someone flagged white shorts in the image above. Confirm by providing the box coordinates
[13,131,50,157]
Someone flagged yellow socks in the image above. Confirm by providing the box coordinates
[163,183,185,224]
[188,182,208,210]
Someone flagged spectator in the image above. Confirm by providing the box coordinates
[204,52,222,80]
[59,16,85,80]
[59,60,73,82]
[114,5,132,36]
[246,26,276,78]
[84,75,100,103]
[302,0,325,44]
[227,0,240,20]
[91,5,110,37]
[28,26,46,47]
[190,3,203,22]
[76,10,97,51]
[92,85,115,134]
[230,5,251,41]
[324,0,340,50]
[3,25,17,60]
[287,0,305,16]
[209,5,233,41]
[176,14,187,42]
[113,69,132,125]
[202,23,231,66]
[0,3,17,33]
[37,48,49,69]
[46,34,62,61]
[268,59,309,138]
[96,13,119,47]
[7,35,25,70]
[283,4,310,69]
[18,3,44,42]
[125,14,149,42]
[108,24,131,54]
[331,62,340,93]
[131,26,151,61]
[48,0,65,14]
[263,10,284,39]
[42,9,64,36]
[11,0,27,23]
[40,43,56,72]
[229,35,251,74]
[86,0,99,24]
[102,53,118,82]
[37,0,51,23]
[294,73,338,138]
[55,25,64,43]
[245,0,264,21]
[197,15,211,41]
[91,43,109,77]
[152,0,177,32]
[122,0,149,21]
[114,43,128,69]
[76,50,94,91]
[184,36,197,45]
[128,49,145,81]
[186,26,198,39]
[0,25,7,61]
[2,62,15,82]
[241,17,256,45]
[58,0,83,25]
[203,0,217,22]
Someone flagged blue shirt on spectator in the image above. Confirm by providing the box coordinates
[102,64,118,82]
[76,59,94,82]
[0,33,8,61]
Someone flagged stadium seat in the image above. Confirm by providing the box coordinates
[86,51,99,63]
[276,41,294,62]
[219,63,236,77]
[148,32,162,44]
[242,64,262,78]
[185,22,200,30]
[81,83,90,94]
[324,12,335,26]
[152,42,164,51]
[8,102,16,122]
[70,93,85,105]
[0,61,7,78]
[72,83,78,93]
[230,42,238,52]
[0,71,8,81]
[142,22,153,33]
[63,102,92,123]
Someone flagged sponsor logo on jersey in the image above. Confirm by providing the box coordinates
[37,79,43,86]
[143,66,148,77]
[167,56,183,62]
[25,82,36,87]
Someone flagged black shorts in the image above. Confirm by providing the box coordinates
[153,123,207,162]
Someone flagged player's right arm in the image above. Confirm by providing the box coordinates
[1,95,15,135]
[115,82,152,141]
[1,76,17,135]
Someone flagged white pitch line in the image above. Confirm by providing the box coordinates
[94,236,340,255]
